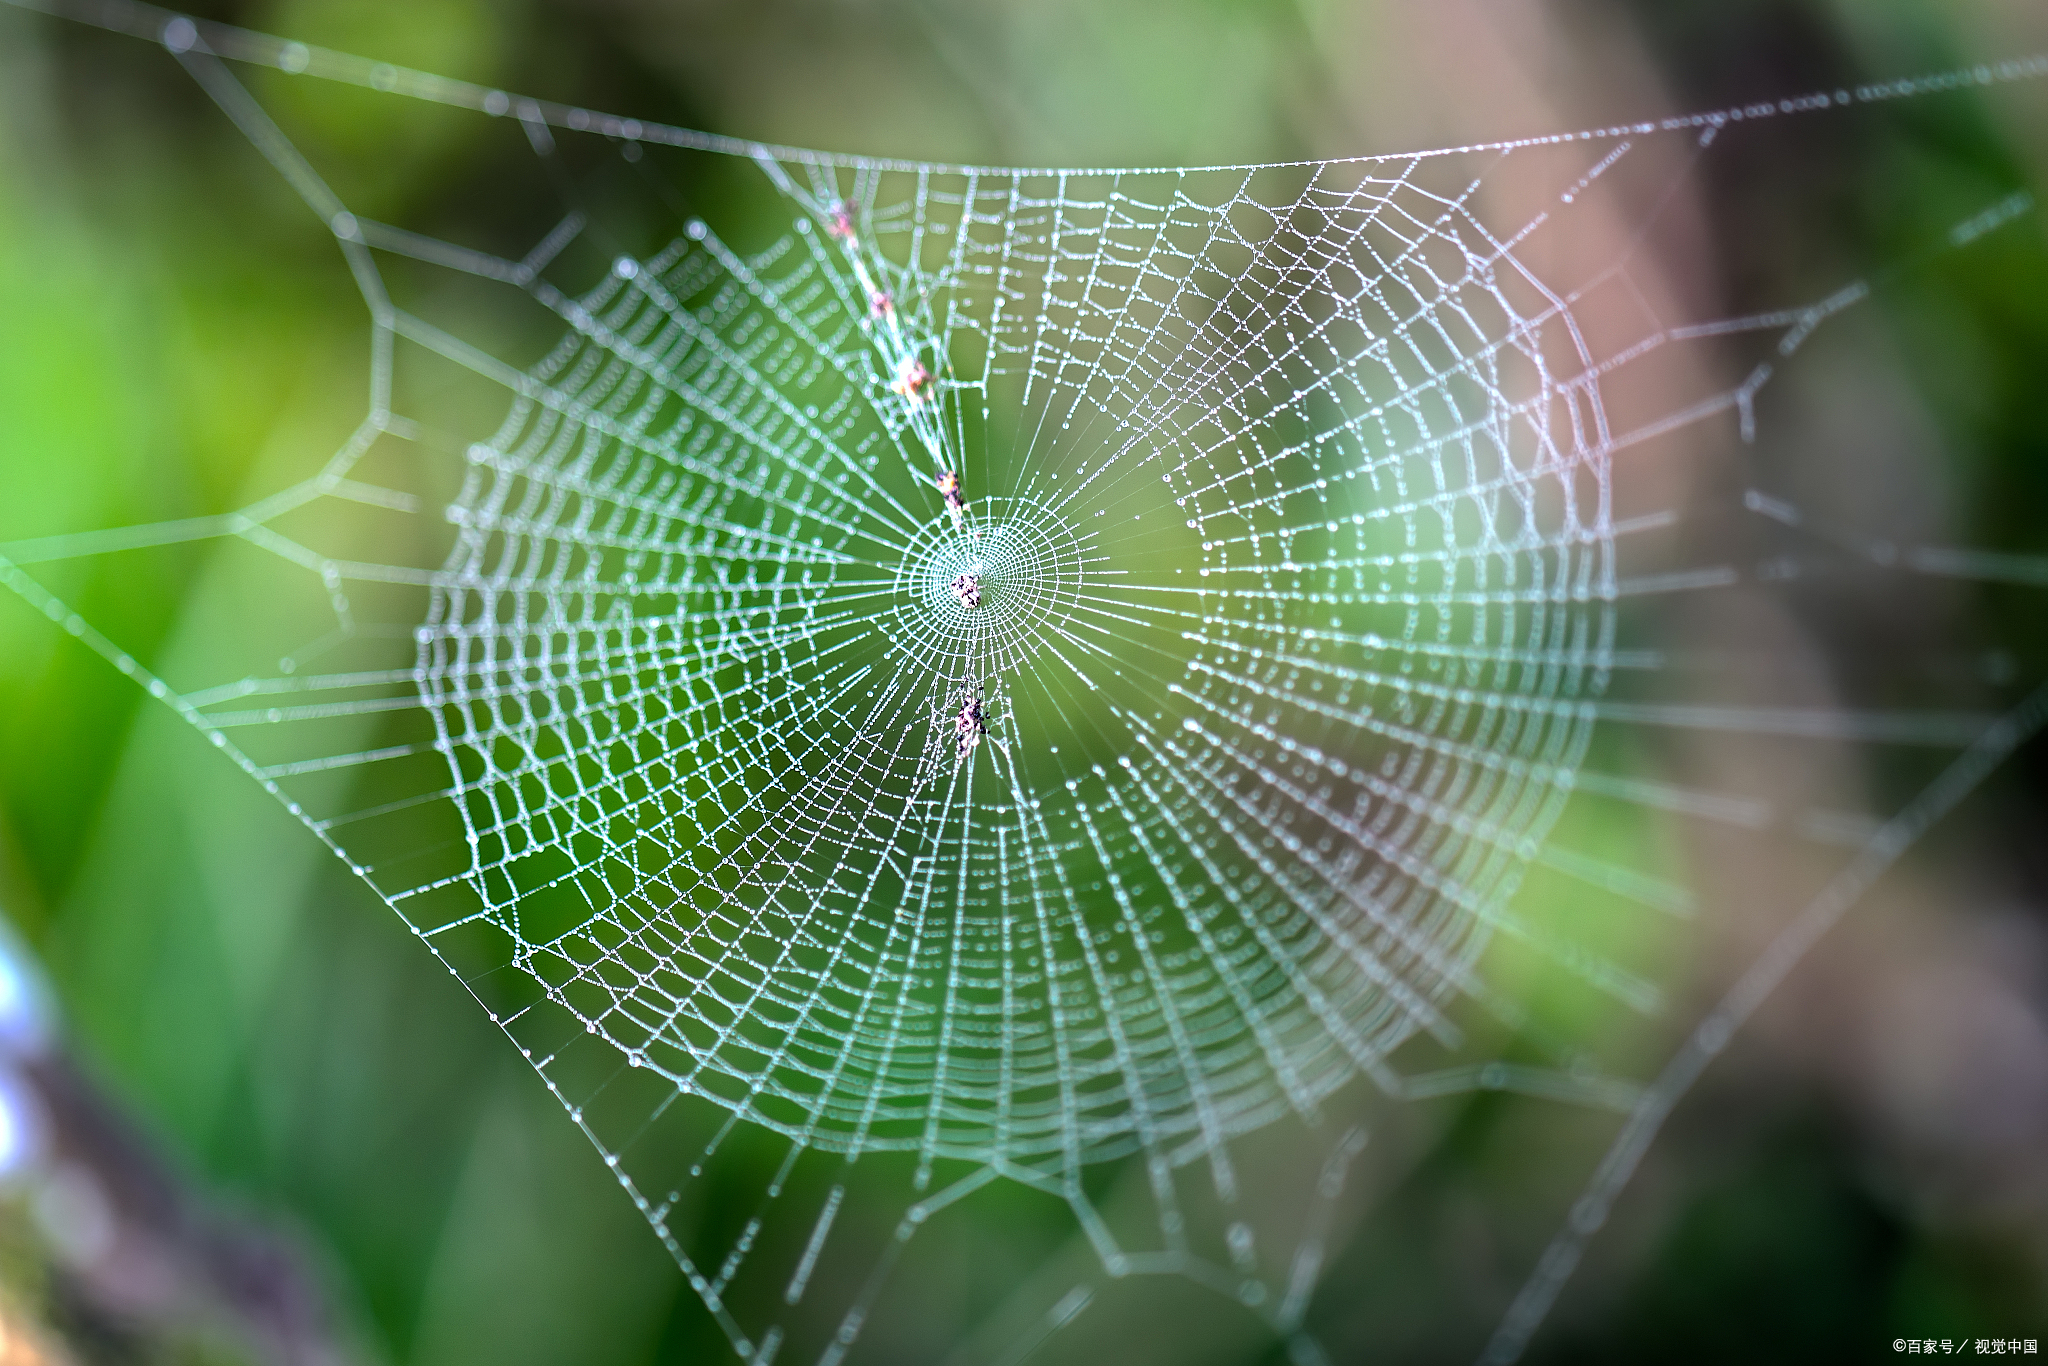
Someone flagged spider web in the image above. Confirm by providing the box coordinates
[4,3,2047,1361]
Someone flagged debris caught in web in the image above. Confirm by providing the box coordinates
[936,469,968,528]
[893,357,934,405]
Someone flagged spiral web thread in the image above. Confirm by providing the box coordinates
[4,3,2047,1361]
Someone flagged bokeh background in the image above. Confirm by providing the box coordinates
[2,0,2048,1362]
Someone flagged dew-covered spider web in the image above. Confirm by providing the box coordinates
[5,2,2048,1361]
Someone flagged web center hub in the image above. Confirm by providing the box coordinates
[890,496,1093,683]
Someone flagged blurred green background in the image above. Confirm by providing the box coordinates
[2,0,2048,1362]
